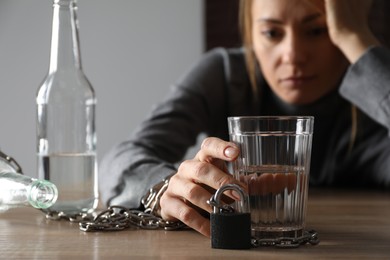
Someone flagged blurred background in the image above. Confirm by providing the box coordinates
[0,0,200,177]
[0,0,388,178]
[0,0,240,178]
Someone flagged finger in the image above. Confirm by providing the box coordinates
[197,137,239,162]
[179,159,247,198]
[173,179,214,213]
[160,195,211,237]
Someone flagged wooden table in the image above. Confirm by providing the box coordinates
[1,188,390,259]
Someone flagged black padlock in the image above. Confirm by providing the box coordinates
[208,184,252,250]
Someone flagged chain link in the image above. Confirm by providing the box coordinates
[141,174,173,216]
[0,149,23,173]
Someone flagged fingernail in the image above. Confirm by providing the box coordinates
[224,146,238,158]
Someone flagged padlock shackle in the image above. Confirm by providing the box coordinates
[211,184,250,214]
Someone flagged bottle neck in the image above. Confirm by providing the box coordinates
[0,172,58,210]
[49,0,82,73]
[28,179,58,209]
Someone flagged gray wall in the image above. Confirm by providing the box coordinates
[0,0,204,178]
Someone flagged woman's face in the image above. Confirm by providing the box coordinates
[251,0,348,105]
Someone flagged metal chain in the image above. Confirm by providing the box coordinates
[43,210,96,223]
[79,206,186,231]
[251,230,320,248]
[42,206,186,231]
[42,180,319,248]
[0,149,23,173]
[42,207,318,248]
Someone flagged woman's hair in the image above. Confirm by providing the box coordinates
[238,0,358,153]
[239,0,257,95]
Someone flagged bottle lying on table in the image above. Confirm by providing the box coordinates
[0,150,58,212]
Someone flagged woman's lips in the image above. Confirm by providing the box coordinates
[279,75,316,88]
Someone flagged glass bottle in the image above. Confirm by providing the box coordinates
[36,0,98,215]
[0,150,58,212]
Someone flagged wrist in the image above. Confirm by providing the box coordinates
[141,173,175,216]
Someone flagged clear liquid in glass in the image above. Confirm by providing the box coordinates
[236,165,308,239]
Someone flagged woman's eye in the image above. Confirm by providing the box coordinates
[307,27,328,36]
[261,29,282,39]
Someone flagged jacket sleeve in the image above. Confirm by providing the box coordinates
[340,46,390,132]
[339,46,390,187]
[98,49,230,208]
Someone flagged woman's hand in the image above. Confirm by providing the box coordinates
[324,0,379,63]
[159,137,244,237]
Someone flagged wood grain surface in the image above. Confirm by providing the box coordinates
[1,188,389,259]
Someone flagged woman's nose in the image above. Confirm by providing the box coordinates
[281,33,308,65]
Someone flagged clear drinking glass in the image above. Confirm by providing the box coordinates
[228,116,314,239]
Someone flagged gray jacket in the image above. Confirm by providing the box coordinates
[99,46,390,208]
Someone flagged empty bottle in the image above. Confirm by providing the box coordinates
[0,150,58,212]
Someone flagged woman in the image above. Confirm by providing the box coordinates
[99,0,390,237]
